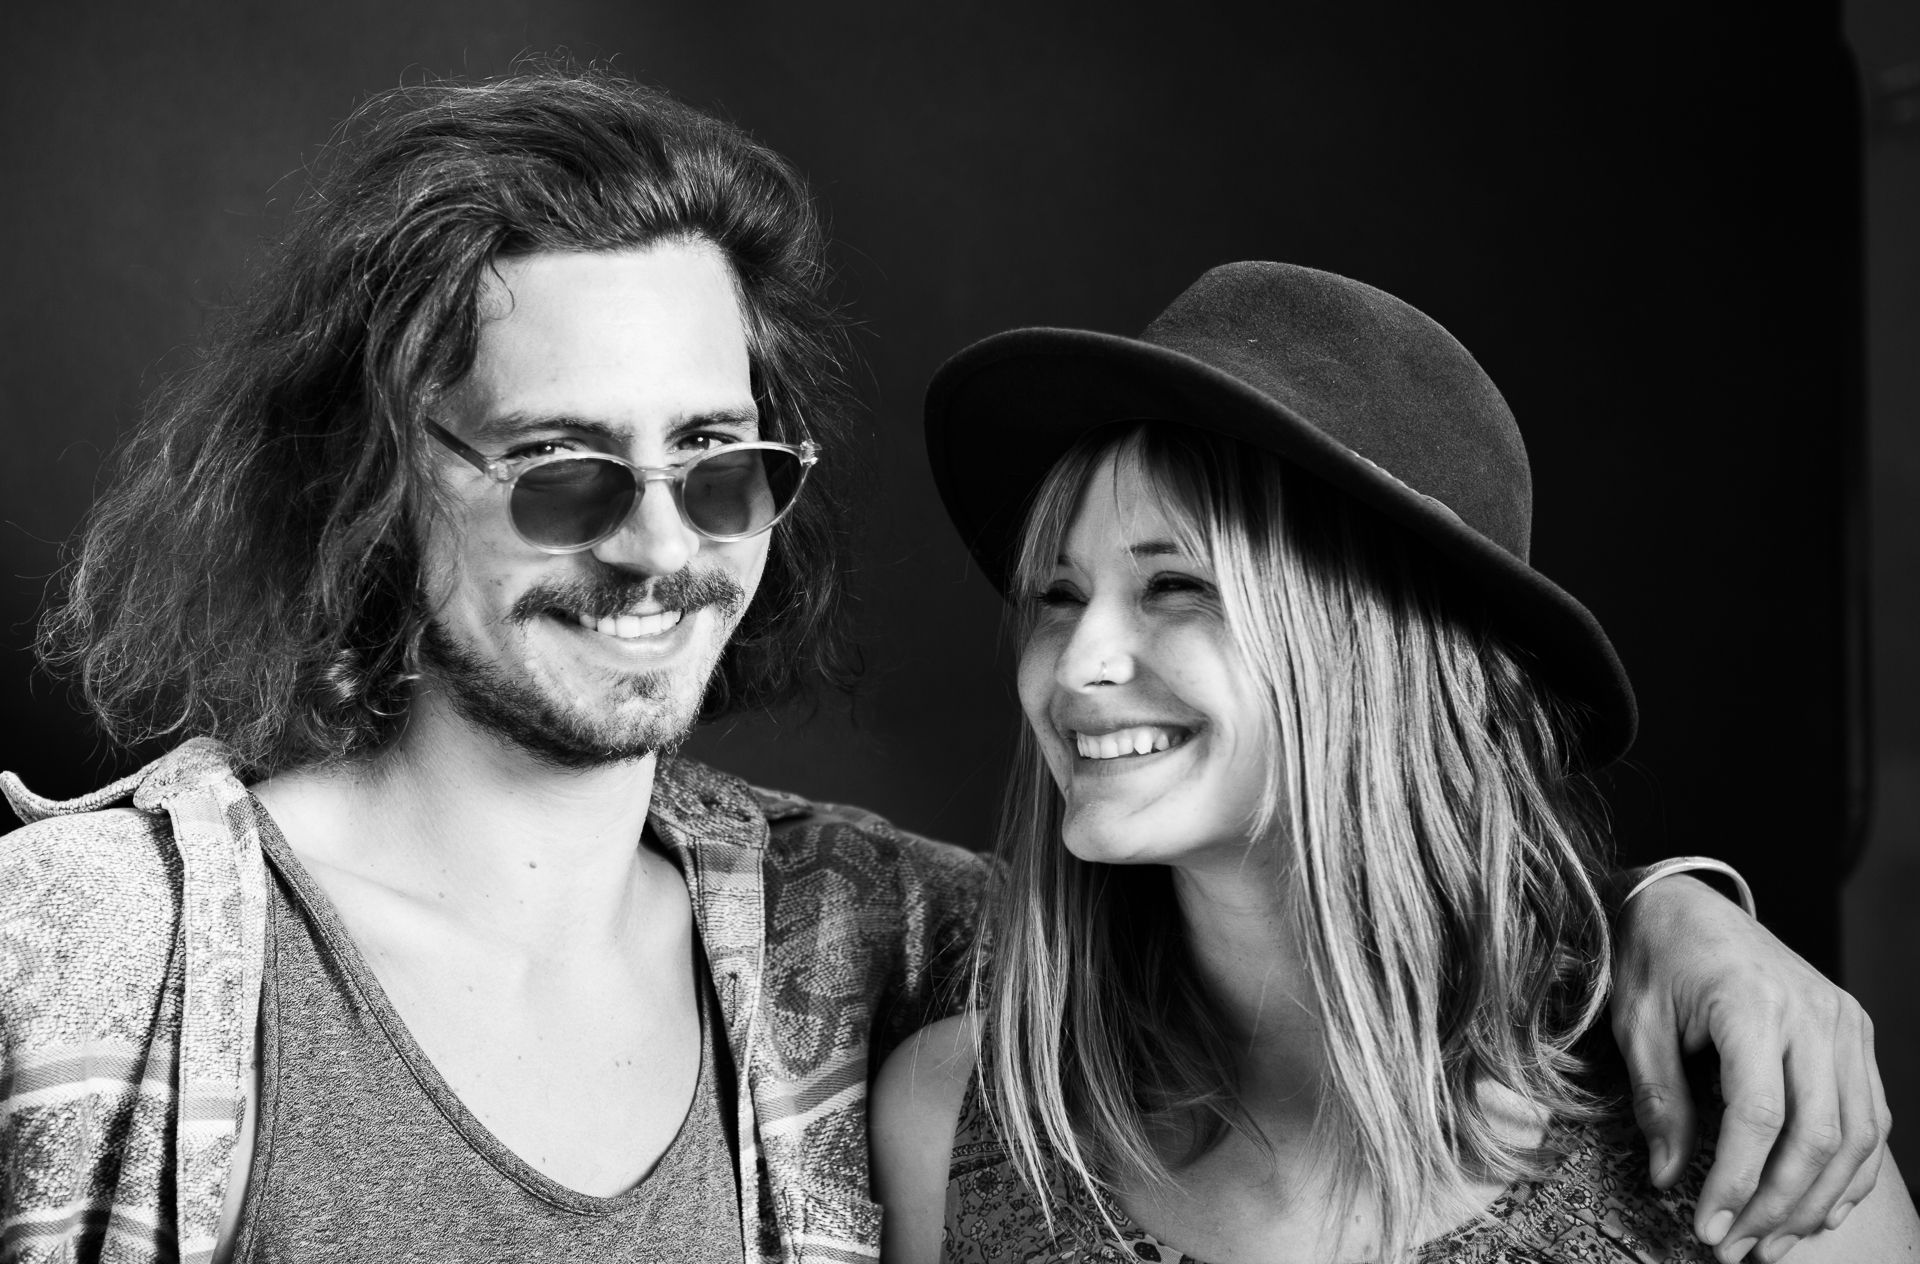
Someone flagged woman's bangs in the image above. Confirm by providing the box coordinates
[1010,424,1222,605]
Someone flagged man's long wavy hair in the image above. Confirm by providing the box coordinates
[974,423,1614,1261]
[38,66,859,777]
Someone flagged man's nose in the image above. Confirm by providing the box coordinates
[589,477,699,576]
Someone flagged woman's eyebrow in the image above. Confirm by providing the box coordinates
[1052,538,1189,568]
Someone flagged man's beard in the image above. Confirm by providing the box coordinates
[420,567,747,771]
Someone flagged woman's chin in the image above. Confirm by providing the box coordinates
[1060,815,1176,866]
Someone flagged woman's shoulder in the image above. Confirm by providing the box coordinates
[1399,1062,1723,1263]
[1497,1105,1719,1260]
[873,1015,982,1264]
[874,1014,980,1129]
[1473,1101,1918,1264]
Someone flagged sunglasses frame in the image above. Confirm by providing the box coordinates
[427,421,819,552]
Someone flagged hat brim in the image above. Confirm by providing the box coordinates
[924,326,1637,767]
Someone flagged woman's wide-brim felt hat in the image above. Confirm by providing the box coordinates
[924,260,1637,767]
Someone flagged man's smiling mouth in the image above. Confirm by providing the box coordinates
[517,570,745,644]
[1072,725,1194,760]
[559,609,685,640]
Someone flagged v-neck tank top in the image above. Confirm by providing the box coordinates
[233,807,741,1263]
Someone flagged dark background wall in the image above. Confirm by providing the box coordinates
[3,2,1908,1117]
[1846,0,1920,1162]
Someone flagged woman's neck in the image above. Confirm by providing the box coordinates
[1147,858,1539,1264]
[1169,857,1329,1127]
[1112,857,1362,1262]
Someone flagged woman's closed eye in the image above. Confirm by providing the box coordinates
[1033,581,1085,610]
[1030,573,1216,613]
[1144,572,1214,598]
[1140,572,1224,616]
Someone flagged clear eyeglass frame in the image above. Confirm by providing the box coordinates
[426,420,820,552]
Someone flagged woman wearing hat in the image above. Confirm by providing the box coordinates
[874,264,1918,1262]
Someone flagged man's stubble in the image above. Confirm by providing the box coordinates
[419,566,748,770]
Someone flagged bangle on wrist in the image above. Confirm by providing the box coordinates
[1621,856,1757,919]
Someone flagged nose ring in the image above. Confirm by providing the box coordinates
[1095,659,1112,683]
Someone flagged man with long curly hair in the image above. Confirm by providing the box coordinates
[0,66,1889,1264]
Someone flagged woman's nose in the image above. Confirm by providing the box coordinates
[1055,600,1137,689]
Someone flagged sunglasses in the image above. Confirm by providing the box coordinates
[428,421,819,553]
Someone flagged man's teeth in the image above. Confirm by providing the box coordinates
[573,609,684,639]
[1073,726,1187,760]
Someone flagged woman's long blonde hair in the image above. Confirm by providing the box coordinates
[973,421,1614,1260]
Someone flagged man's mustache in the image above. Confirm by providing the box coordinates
[508,568,748,624]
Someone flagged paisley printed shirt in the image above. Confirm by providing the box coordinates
[0,738,988,1264]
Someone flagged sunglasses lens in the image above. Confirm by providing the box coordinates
[510,458,637,550]
[682,447,805,538]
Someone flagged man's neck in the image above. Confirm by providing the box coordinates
[252,695,667,950]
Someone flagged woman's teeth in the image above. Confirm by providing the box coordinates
[1073,726,1188,760]
[574,610,684,640]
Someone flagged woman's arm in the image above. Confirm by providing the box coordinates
[1766,1147,1918,1263]
[1612,875,1891,1263]
[872,1015,980,1264]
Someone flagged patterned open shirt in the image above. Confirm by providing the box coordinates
[0,738,988,1264]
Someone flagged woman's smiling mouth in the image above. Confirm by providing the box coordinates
[1072,725,1194,760]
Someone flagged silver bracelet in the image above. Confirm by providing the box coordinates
[1621,856,1757,918]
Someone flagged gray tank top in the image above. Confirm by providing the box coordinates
[234,809,741,1263]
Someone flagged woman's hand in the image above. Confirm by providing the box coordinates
[1611,874,1891,1264]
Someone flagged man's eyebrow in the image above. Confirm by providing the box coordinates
[471,407,761,446]
[471,413,622,444]
[667,407,761,439]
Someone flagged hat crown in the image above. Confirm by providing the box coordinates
[1141,262,1533,560]
[922,258,1636,765]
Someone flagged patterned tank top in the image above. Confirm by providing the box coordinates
[234,807,741,1263]
[944,1072,1720,1262]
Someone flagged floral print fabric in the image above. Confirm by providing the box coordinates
[944,1074,1717,1263]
